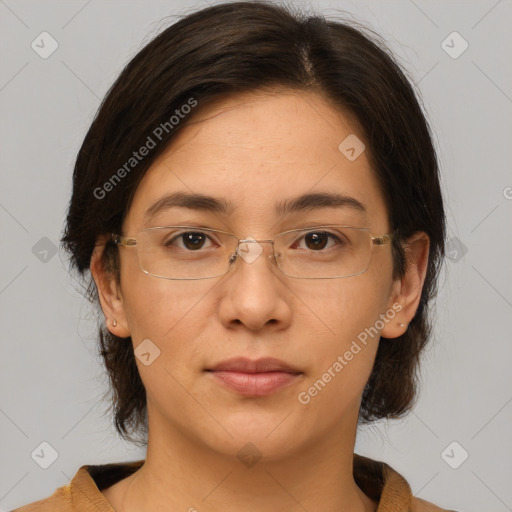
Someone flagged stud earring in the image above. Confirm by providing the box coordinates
[112,319,117,327]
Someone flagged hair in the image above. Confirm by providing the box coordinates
[61,0,446,446]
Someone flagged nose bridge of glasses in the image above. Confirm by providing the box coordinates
[233,237,277,266]
[238,237,275,245]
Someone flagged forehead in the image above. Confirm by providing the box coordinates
[123,90,388,232]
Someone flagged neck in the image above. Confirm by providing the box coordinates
[116,403,376,512]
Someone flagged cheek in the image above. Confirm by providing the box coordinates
[304,273,392,374]
[121,279,212,394]
[294,278,389,417]
[119,252,175,336]
[319,273,391,337]
[123,277,210,342]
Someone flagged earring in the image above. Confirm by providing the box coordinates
[112,319,117,327]
[399,323,406,327]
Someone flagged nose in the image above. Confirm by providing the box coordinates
[218,238,292,332]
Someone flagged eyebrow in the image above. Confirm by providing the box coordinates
[143,190,366,224]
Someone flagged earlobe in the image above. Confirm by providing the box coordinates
[380,232,430,339]
[90,240,131,338]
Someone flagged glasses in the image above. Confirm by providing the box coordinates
[111,225,394,280]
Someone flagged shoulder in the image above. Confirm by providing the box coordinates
[353,453,457,512]
[9,485,71,511]
[10,459,144,512]
[411,496,459,511]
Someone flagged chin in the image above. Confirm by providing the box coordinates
[206,415,308,461]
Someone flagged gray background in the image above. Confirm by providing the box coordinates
[1,0,511,510]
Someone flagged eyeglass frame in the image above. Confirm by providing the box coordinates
[111,225,395,280]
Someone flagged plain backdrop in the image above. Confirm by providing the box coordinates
[1,1,511,511]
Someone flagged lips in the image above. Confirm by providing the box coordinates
[206,357,301,374]
[206,357,303,396]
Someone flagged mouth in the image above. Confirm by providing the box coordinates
[205,357,303,397]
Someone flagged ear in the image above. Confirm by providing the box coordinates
[380,231,430,339]
[90,237,131,338]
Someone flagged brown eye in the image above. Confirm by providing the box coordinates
[305,232,328,250]
[166,232,212,251]
[182,232,207,250]
[295,231,342,251]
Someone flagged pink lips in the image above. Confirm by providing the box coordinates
[206,357,302,396]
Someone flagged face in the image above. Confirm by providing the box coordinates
[100,89,405,462]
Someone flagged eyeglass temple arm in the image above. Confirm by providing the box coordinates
[111,234,137,246]
[372,233,393,246]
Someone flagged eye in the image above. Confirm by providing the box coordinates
[293,231,343,251]
[165,231,216,251]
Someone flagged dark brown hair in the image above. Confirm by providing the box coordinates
[61,0,446,446]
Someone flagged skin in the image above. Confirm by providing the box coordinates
[91,89,429,512]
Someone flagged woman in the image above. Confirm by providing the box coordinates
[13,1,452,510]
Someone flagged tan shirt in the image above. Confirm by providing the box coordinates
[11,454,455,511]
